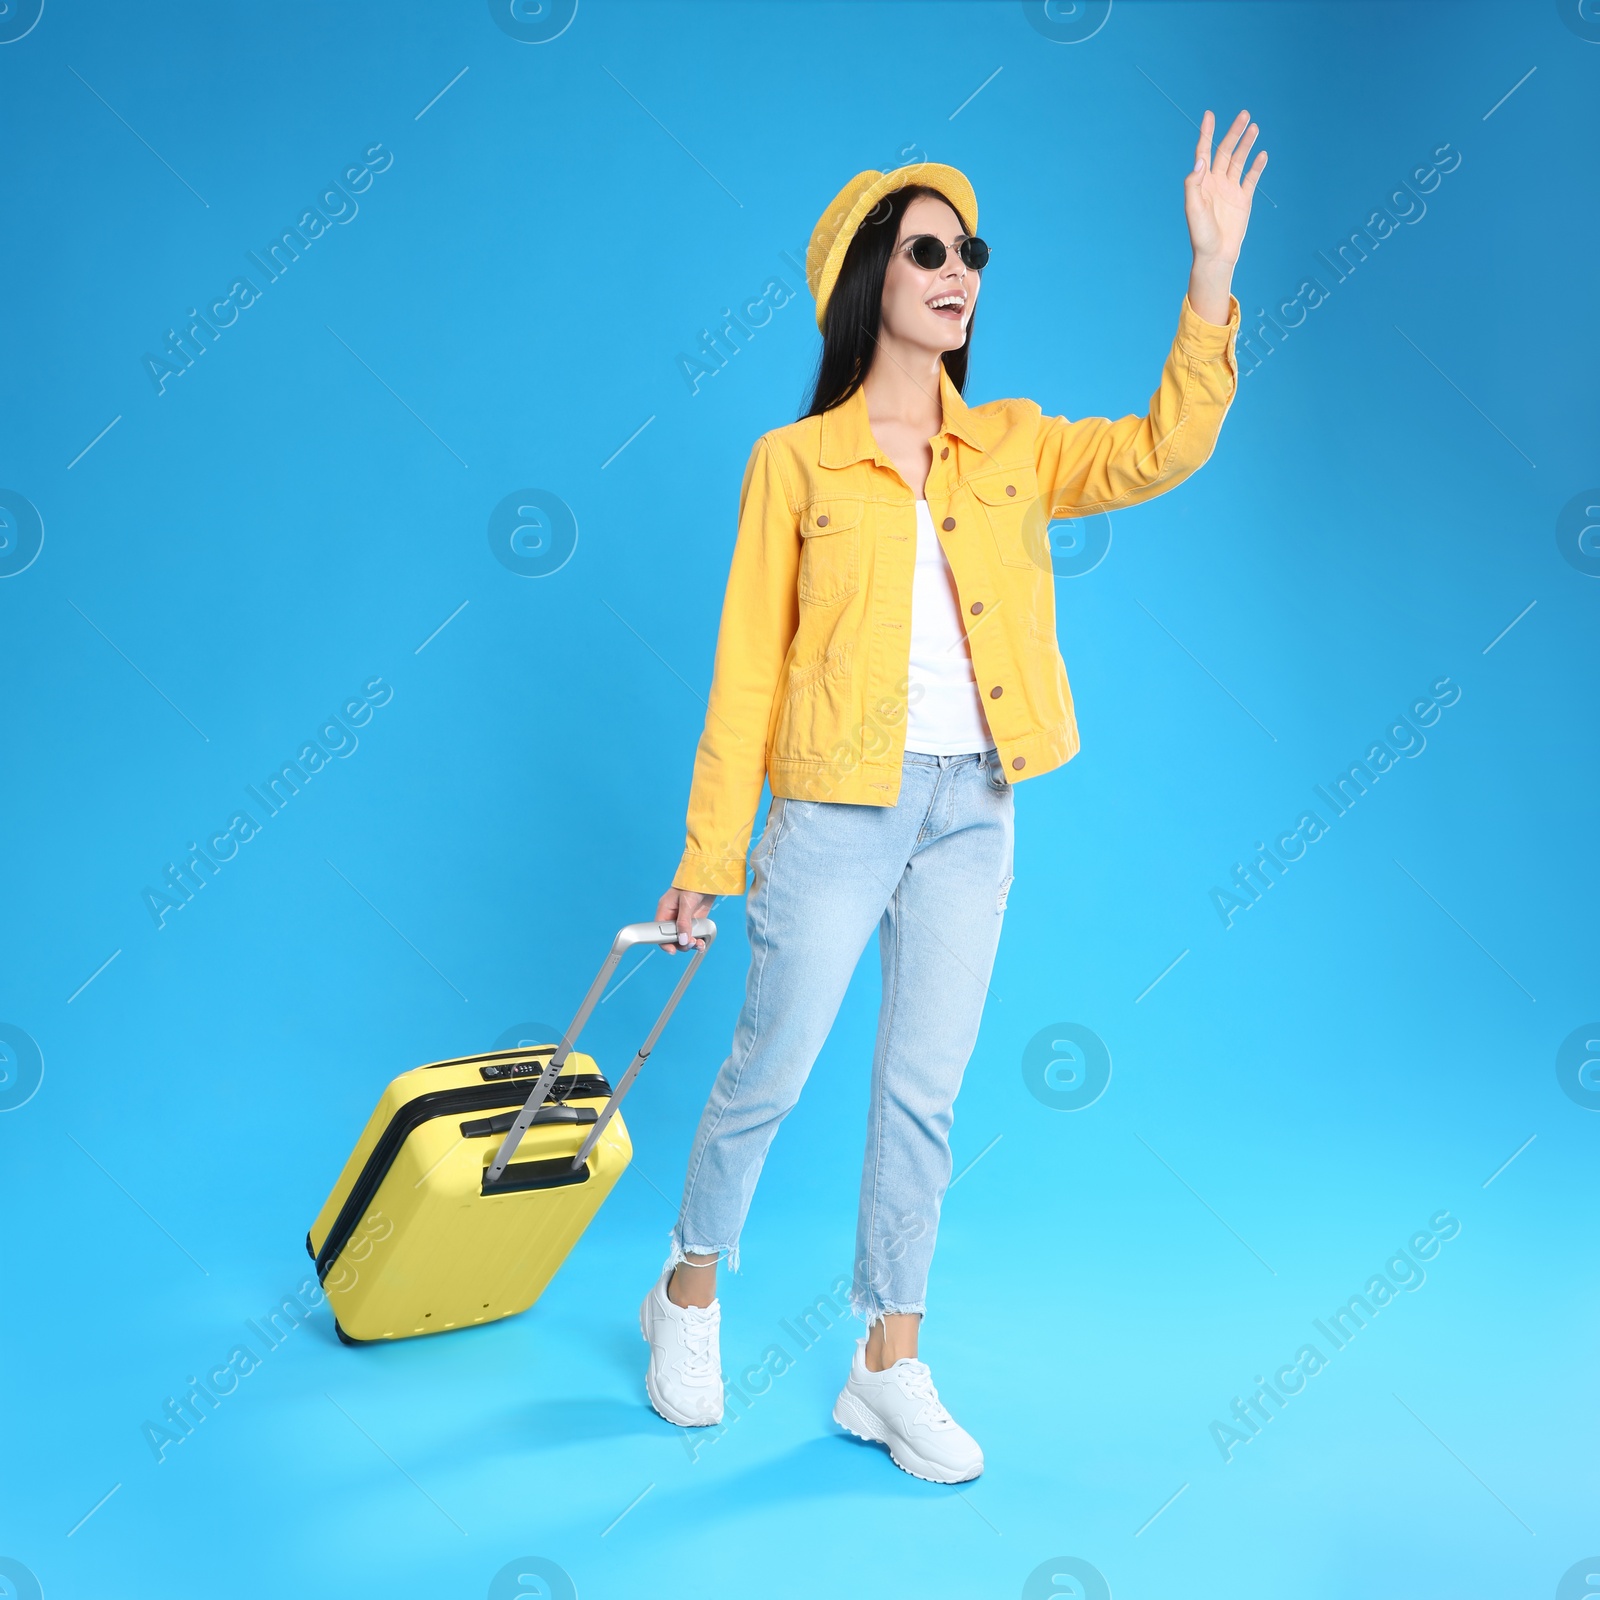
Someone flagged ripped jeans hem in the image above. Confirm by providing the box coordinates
[664,1230,741,1276]
[849,1286,927,1324]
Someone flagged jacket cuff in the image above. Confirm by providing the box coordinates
[1177,292,1240,359]
[674,849,747,899]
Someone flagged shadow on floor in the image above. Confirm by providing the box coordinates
[629,1430,969,1529]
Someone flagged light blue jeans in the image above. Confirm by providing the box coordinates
[668,748,1014,1324]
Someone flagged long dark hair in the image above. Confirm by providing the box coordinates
[801,184,974,420]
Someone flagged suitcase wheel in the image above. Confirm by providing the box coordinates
[333,1319,369,1347]
[304,1231,315,1260]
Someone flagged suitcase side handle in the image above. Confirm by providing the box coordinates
[484,918,716,1183]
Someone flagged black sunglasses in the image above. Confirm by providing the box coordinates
[899,233,991,272]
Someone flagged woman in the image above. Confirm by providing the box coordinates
[641,110,1266,1483]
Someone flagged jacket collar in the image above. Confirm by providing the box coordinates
[937,364,995,454]
[817,363,995,470]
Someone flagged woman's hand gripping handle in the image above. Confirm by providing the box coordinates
[656,885,717,954]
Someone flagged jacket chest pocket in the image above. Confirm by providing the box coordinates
[967,468,1048,572]
[798,498,863,605]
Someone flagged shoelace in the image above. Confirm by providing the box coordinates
[891,1359,955,1430]
[677,1305,720,1385]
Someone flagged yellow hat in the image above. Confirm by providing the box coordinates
[806,162,978,331]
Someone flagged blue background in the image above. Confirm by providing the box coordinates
[2,2,1596,1596]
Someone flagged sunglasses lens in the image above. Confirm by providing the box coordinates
[960,237,990,270]
[908,236,947,270]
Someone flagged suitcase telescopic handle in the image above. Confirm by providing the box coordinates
[484,917,717,1184]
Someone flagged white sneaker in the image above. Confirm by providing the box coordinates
[639,1268,723,1426]
[832,1336,984,1483]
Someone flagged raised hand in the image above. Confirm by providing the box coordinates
[1185,108,1266,265]
[1182,108,1265,325]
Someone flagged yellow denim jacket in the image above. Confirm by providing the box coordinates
[675,294,1241,896]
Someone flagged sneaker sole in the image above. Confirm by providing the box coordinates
[831,1389,983,1485]
[639,1298,723,1429]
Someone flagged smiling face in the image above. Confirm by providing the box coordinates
[878,193,980,358]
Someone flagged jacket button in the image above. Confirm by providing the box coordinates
[942,517,955,531]
[990,685,1003,699]
[1006,484,1016,497]
[940,447,949,460]
[1012,756,1026,770]
[816,514,829,527]
[969,600,983,615]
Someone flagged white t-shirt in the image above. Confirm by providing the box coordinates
[905,498,993,755]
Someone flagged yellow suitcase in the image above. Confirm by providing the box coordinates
[306,917,715,1343]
